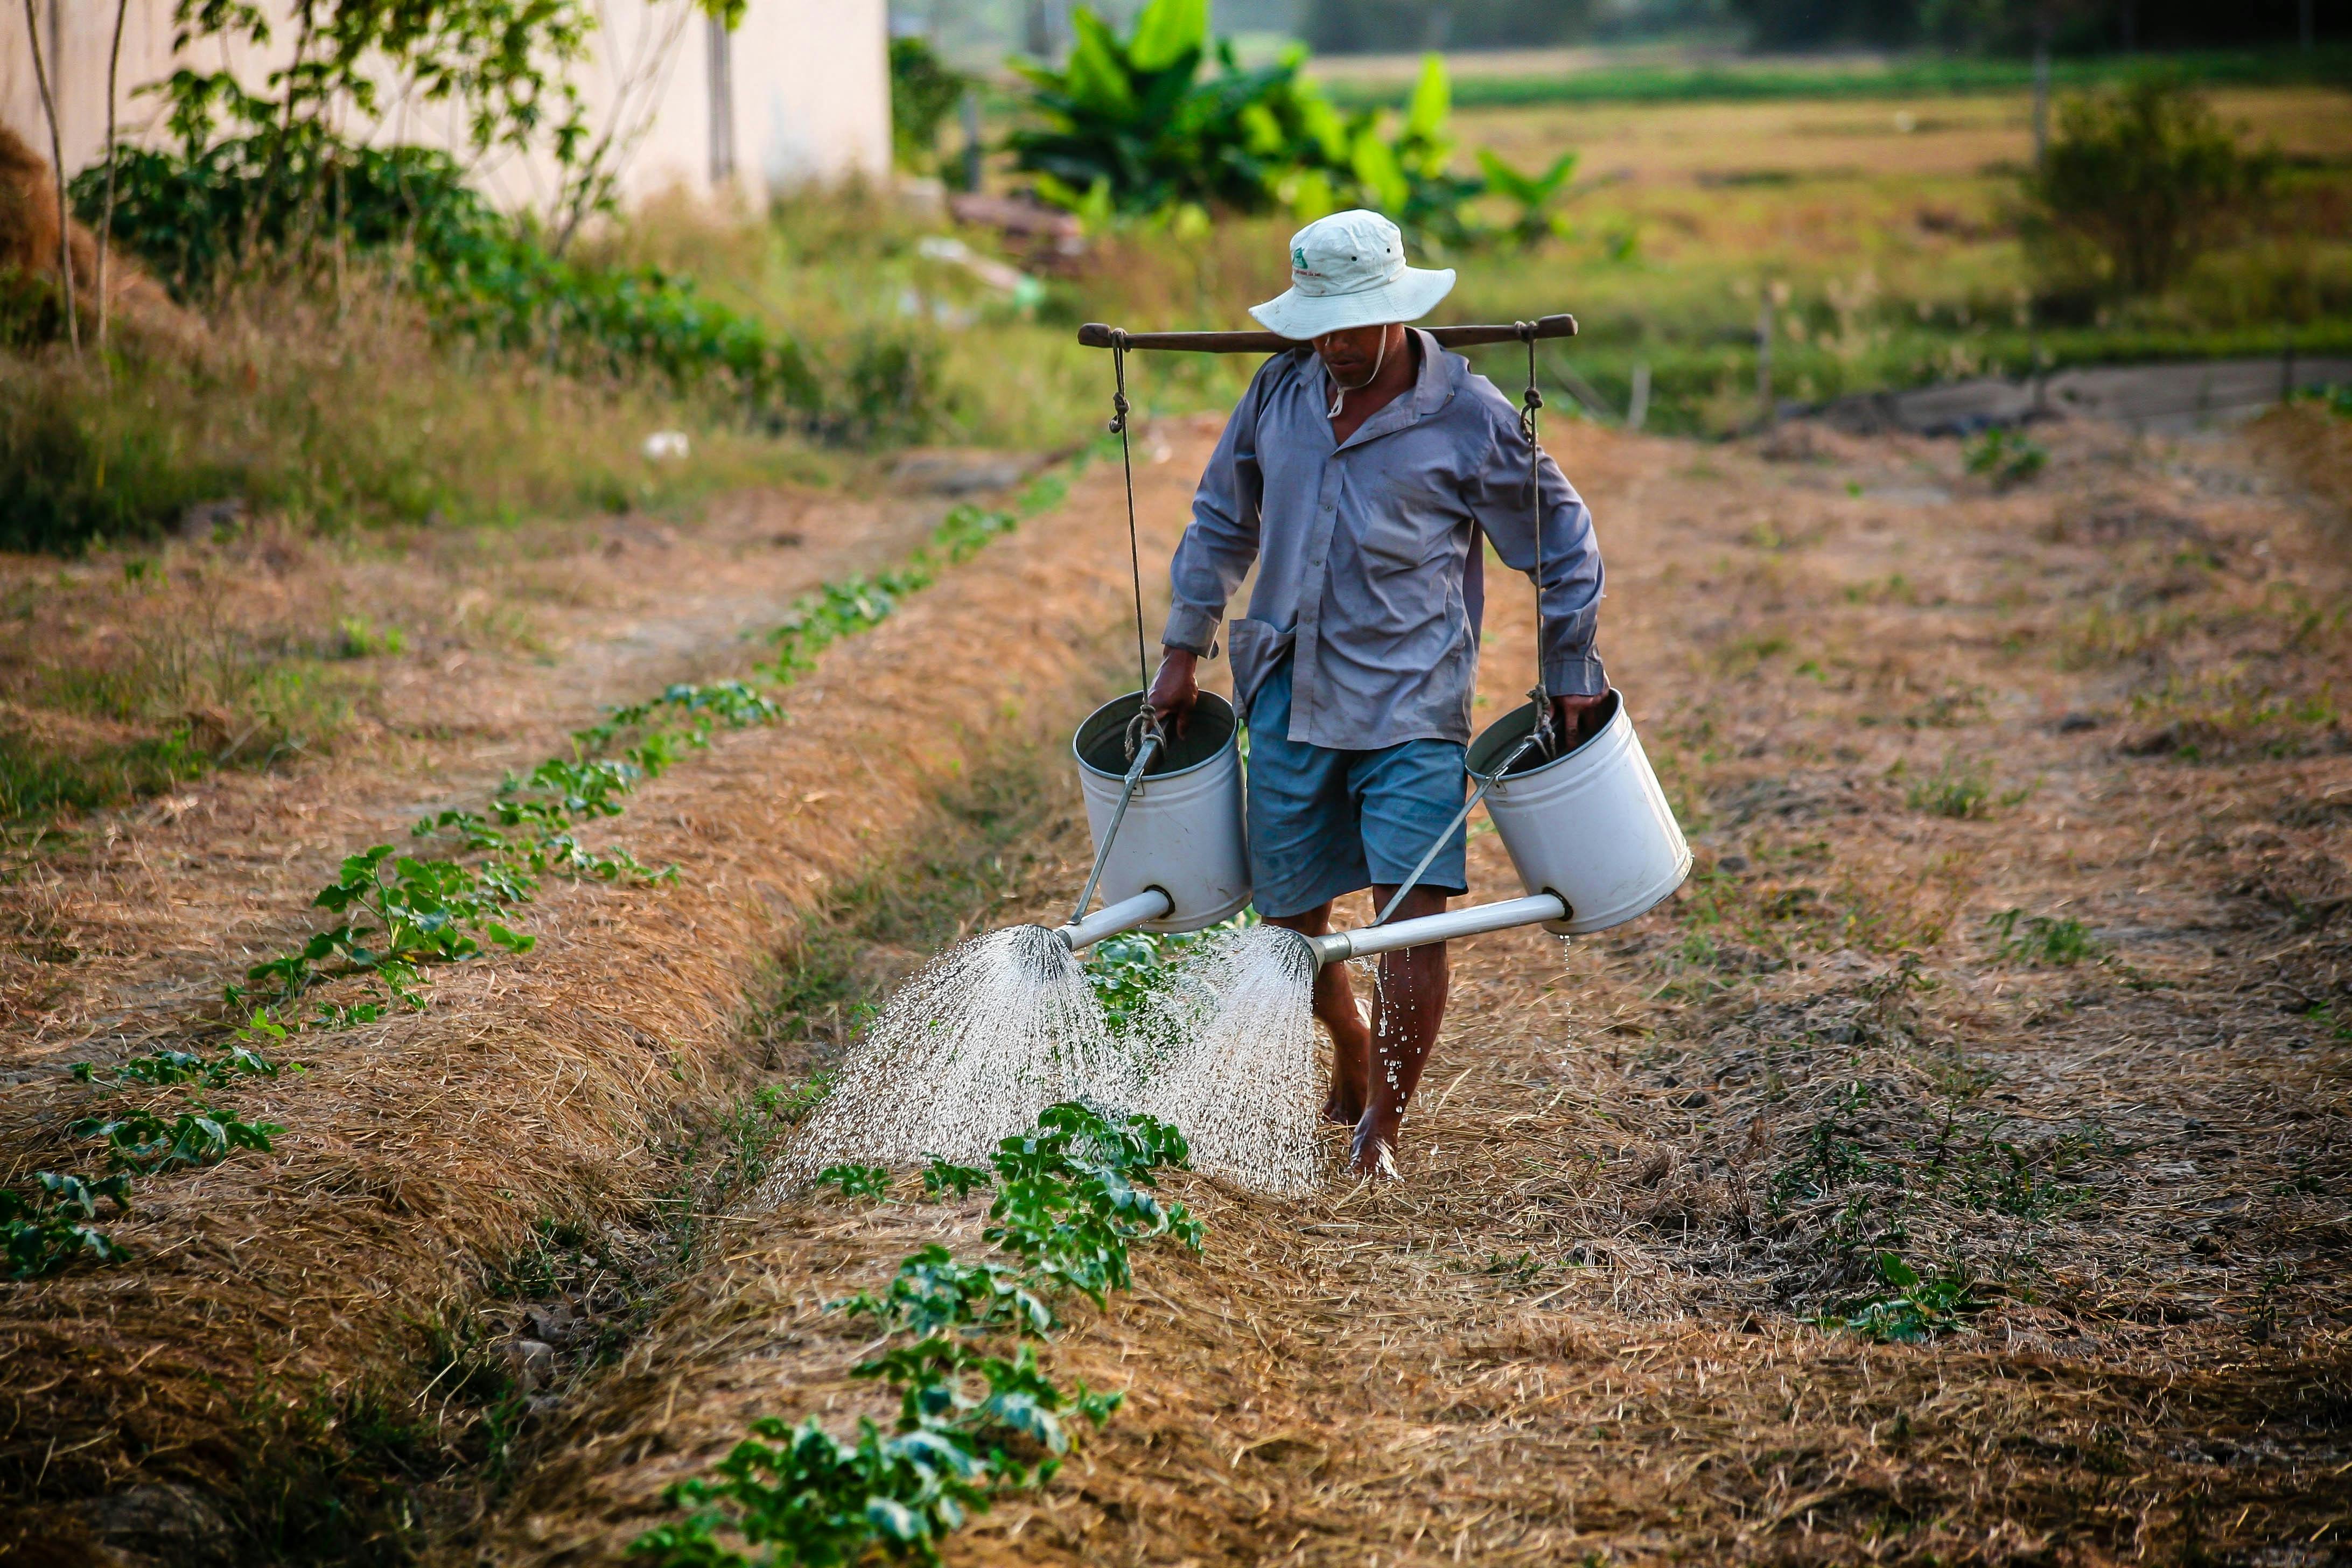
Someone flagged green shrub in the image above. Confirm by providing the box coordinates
[67,134,493,302]
[71,132,824,425]
[2020,75,2277,300]
[1008,0,1346,219]
[1006,4,1565,249]
[891,37,969,174]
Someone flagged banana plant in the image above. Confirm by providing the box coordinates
[1011,0,1328,219]
[1476,147,1581,248]
[1349,55,1485,250]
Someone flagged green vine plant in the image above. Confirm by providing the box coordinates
[631,1102,1201,1568]
[4,1032,297,1279]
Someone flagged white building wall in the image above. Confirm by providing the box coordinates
[1,0,888,209]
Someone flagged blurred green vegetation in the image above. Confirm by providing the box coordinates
[1318,47,2352,111]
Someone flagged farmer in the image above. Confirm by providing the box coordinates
[1147,208,1607,1179]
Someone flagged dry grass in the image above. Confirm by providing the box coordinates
[1456,86,2352,189]
[2252,401,2352,538]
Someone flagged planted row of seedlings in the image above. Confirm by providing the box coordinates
[1,498,1032,1280]
[632,1102,1204,1567]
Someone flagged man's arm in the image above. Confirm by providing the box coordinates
[1152,366,1270,728]
[1469,394,1608,741]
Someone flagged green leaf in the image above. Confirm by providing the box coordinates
[1063,13,1136,114]
[1350,127,1408,215]
[1404,53,1451,143]
[1875,1250,1921,1290]
[1127,0,1208,73]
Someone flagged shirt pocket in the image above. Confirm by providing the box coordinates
[1226,617,1294,723]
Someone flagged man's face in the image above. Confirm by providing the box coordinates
[1313,322,1399,386]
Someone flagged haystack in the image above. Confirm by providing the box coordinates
[0,121,197,346]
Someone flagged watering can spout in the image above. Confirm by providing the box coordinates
[1056,887,1174,953]
[1303,892,1570,968]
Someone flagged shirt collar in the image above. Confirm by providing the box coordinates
[1332,328,1451,452]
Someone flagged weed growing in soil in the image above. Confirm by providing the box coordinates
[1811,1250,1983,1343]
[634,1102,1200,1568]
[1963,428,2049,489]
[1903,757,2028,820]
[1985,907,2103,965]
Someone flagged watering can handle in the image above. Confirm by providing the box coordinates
[1068,727,1163,926]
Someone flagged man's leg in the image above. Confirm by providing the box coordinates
[1264,901,1371,1124]
[1350,884,1450,1176]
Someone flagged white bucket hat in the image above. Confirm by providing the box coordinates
[1249,209,1456,341]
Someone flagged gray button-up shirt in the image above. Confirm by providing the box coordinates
[1162,328,1606,751]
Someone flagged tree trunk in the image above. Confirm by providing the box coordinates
[97,0,130,354]
[21,0,78,353]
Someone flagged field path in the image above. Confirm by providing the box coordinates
[478,415,2352,1566]
[2,464,1048,1066]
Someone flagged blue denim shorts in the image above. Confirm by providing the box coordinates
[1244,656,1468,919]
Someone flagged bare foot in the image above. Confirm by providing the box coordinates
[1322,1000,1372,1125]
[1348,1111,1402,1179]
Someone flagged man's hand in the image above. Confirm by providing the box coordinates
[1148,648,1200,737]
[1552,691,1610,747]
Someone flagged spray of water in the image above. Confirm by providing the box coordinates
[782,920,1328,1198]
[1134,925,1325,1196]
[787,923,1133,1175]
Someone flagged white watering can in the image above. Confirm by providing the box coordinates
[1057,690,1251,949]
[1297,690,1690,967]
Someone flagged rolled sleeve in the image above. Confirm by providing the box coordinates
[1160,362,1273,660]
[1468,393,1607,696]
[1161,601,1222,657]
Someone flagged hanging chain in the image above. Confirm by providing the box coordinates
[1517,323,1555,760]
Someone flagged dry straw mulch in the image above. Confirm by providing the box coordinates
[475,418,2350,1567]
[0,423,1218,1559]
